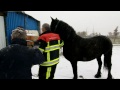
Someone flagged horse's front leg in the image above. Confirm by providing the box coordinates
[70,61,77,79]
[95,57,102,78]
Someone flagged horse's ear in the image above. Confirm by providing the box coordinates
[50,16,54,21]
[56,18,58,20]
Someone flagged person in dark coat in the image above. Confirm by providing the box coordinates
[0,28,45,79]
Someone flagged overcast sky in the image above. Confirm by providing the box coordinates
[25,11,120,35]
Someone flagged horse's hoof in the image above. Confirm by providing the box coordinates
[107,75,113,79]
[73,77,77,79]
[95,73,101,78]
[107,77,112,79]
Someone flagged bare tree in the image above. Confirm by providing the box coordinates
[98,33,101,36]
[108,32,113,37]
[114,26,119,42]
[77,31,87,37]
[77,32,81,36]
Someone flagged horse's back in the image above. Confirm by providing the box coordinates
[87,35,112,46]
[89,35,113,55]
[95,35,112,48]
[75,35,113,60]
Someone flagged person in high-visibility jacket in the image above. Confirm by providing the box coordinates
[35,23,64,79]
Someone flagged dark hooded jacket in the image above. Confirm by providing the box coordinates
[0,38,45,79]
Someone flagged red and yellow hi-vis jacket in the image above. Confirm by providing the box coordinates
[36,31,64,66]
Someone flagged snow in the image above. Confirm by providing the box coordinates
[54,45,120,79]
[32,45,120,79]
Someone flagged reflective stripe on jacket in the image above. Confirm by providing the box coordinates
[37,33,64,66]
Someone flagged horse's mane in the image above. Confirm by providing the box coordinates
[57,20,78,41]
[59,20,76,34]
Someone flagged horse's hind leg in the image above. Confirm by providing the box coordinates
[95,57,102,78]
[104,51,112,79]
[70,61,77,79]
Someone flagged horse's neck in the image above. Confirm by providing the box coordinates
[63,34,82,46]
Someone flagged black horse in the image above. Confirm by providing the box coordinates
[50,17,113,79]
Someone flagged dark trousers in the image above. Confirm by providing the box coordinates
[39,65,57,79]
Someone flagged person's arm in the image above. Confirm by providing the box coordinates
[33,40,39,49]
[32,49,45,79]
[33,48,45,65]
[34,40,47,53]
[60,40,64,48]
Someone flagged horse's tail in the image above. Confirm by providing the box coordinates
[103,48,112,70]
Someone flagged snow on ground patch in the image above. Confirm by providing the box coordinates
[31,46,120,79]
[111,46,120,79]
[54,56,73,79]
[54,45,120,79]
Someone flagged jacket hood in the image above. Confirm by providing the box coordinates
[11,38,27,46]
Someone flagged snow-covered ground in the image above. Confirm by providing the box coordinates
[31,45,120,79]
[54,45,120,79]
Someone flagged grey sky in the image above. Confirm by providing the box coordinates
[25,11,120,35]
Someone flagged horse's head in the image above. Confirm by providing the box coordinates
[50,17,76,41]
[50,17,60,33]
